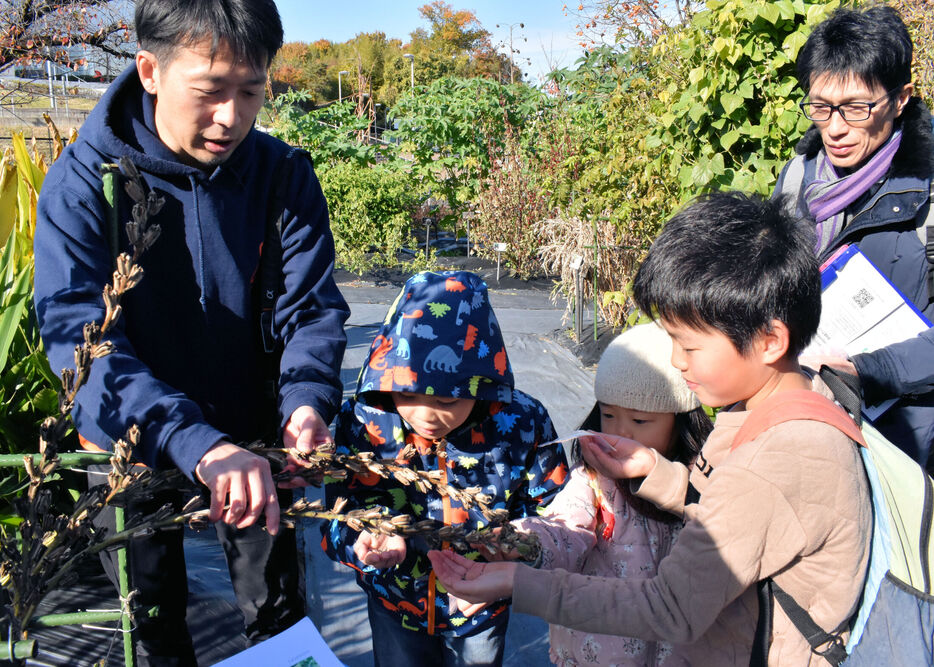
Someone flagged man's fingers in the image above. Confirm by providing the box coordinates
[197,442,281,532]
[295,427,315,453]
[207,475,227,523]
[285,406,331,453]
[263,487,280,536]
[225,477,247,525]
[237,466,275,530]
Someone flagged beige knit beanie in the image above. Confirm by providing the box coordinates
[594,322,700,414]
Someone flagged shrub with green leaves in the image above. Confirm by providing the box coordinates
[389,77,550,227]
[317,161,419,273]
[267,91,380,167]
[647,0,840,196]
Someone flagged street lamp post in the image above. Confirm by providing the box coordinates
[337,70,349,102]
[495,22,525,85]
[402,53,414,91]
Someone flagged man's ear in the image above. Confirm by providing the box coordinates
[758,320,791,364]
[136,50,160,95]
[895,83,914,118]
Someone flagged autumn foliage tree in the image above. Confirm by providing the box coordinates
[0,0,134,70]
[564,0,703,47]
[269,2,520,111]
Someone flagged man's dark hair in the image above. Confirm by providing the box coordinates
[135,0,284,69]
[632,191,821,358]
[797,6,912,100]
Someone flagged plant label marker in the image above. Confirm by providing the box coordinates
[493,242,507,281]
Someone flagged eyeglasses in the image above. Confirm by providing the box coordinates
[799,88,900,122]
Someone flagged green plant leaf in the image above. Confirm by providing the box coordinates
[0,266,31,373]
[775,0,797,19]
[720,92,745,116]
[721,128,742,151]
[688,103,707,124]
[782,30,809,61]
[756,3,781,24]
[692,159,716,187]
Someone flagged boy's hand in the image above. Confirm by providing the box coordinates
[427,550,516,604]
[354,533,406,568]
[579,433,656,480]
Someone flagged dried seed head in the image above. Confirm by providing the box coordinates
[181,495,205,514]
[119,155,140,181]
[91,341,114,359]
[147,192,165,217]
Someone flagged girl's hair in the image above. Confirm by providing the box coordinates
[576,402,713,523]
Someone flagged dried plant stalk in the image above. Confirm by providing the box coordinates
[284,497,541,562]
[2,157,164,642]
[261,442,500,519]
[536,215,646,329]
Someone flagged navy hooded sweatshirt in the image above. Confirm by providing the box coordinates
[323,270,568,637]
[33,64,349,478]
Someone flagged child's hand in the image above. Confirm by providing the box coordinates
[354,533,406,568]
[470,525,522,561]
[447,593,489,617]
[579,433,656,480]
[428,550,517,603]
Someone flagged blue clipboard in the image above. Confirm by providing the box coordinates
[820,244,932,327]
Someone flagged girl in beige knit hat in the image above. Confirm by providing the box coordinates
[508,322,712,666]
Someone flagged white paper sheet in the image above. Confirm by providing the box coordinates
[214,617,344,667]
[803,246,931,421]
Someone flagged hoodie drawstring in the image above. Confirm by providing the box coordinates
[188,175,207,312]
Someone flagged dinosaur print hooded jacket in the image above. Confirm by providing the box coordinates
[322,270,568,637]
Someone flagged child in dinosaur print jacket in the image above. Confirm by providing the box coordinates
[322,270,568,666]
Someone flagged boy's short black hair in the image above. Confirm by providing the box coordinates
[135,0,284,70]
[797,6,912,99]
[632,191,820,358]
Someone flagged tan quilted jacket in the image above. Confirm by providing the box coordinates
[513,378,872,666]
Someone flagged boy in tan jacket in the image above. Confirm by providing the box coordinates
[429,191,872,666]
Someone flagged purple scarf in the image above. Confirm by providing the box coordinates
[804,128,902,254]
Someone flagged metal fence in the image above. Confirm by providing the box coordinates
[0,133,61,162]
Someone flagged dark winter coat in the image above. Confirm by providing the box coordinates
[774,98,934,467]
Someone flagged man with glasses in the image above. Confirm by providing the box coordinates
[774,6,934,471]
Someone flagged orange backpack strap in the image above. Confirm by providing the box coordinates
[731,390,866,451]
[78,433,108,452]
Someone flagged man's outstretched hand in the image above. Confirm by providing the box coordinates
[279,405,333,488]
[195,440,280,534]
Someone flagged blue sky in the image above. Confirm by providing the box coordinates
[272,1,589,83]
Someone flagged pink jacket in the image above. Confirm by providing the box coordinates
[515,465,690,666]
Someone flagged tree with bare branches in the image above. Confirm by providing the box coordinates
[0,1,134,71]
[563,0,703,48]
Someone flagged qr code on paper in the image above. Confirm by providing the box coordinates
[851,288,874,309]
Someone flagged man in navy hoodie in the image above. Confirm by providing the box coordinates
[33,0,349,663]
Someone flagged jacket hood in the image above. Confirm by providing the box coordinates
[356,270,514,402]
[795,97,934,180]
[80,63,258,180]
